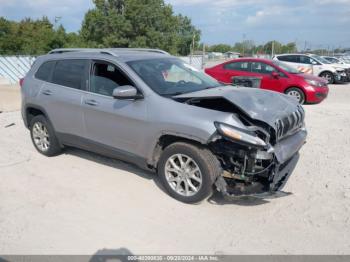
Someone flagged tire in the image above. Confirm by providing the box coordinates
[320,71,335,84]
[285,87,306,104]
[157,142,222,204]
[30,115,62,157]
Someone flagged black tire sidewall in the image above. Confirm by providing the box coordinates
[30,115,61,157]
[158,144,216,204]
[321,72,334,84]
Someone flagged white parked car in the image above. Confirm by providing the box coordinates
[322,56,350,66]
[273,54,348,84]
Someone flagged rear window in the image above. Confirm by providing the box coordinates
[51,60,88,90]
[277,55,298,63]
[35,61,56,81]
[224,61,250,71]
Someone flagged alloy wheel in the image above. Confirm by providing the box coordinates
[32,122,50,152]
[164,154,203,197]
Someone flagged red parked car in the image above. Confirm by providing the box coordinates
[205,58,329,104]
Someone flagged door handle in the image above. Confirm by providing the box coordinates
[85,99,99,106]
[42,90,53,96]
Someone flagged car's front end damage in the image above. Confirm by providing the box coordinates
[175,87,307,199]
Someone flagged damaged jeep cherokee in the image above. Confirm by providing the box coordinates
[21,48,307,203]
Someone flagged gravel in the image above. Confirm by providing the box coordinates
[0,84,349,255]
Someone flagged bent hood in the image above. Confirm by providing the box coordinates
[175,86,303,128]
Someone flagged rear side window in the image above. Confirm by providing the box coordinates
[51,60,88,90]
[277,55,297,63]
[35,61,56,82]
[224,61,250,71]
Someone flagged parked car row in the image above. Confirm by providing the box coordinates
[205,57,329,104]
[21,48,307,203]
[273,54,350,84]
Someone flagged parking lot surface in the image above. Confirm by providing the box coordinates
[0,84,349,255]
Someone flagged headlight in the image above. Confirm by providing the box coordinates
[215,122,267,147]
[305,79,322,87]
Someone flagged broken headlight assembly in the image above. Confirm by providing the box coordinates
[214,122,267,148]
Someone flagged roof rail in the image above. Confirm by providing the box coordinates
[48,48,170,56]
[109,48,170,55]
[48,48,116,56]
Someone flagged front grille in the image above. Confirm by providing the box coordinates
[274,105,305,141]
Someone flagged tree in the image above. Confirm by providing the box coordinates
[81,0,200,55]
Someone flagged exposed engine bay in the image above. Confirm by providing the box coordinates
[175,89,307,199]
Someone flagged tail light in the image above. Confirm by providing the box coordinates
[19,78,24,87]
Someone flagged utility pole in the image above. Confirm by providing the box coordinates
[190,33,196,65]
[202,44,206,69]
[242,34,246,57]
[271,41,275,58]
[54,16,62,30]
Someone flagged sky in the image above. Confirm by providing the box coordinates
[0,0,349,49]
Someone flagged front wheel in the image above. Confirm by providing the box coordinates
[320,72,335,84]
[158,142,222,204]
[285,87,306,104]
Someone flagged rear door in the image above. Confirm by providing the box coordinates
[37,59,89,138]
[82,60,147,156]
[276,55,300,70]
[221,61,252,84]
[297,55,314,75]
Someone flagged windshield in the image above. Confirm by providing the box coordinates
[311,55,331,64]
[325,57,339,63]
[273,60,300,74]
[127,58,220,96]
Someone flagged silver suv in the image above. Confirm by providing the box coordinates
[21,48,307,203]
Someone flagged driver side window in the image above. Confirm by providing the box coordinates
[90,61,134,97]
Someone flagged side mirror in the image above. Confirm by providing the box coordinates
[271,71,279,78]
[112,85,143,100]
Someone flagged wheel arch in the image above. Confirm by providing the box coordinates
[284,86,307,104]
[147,133,209,170]
[318,70,335,77]
[25,104,50,128]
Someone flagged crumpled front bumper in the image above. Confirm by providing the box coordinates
[215,129,306,200]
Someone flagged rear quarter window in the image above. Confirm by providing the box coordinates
[35,61,56,82]
[277,55,298,63]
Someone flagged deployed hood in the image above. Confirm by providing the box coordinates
[175,86,301,127]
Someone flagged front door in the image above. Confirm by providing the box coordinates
[250,62,284,92]
[82,60,147,157]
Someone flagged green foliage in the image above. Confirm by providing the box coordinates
[81,0,200,55]
[0,1,301,56]
[0,16,83,55]
[206,41,298,55]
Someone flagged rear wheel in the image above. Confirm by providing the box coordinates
[285,87,305,104]
[158,142,222,203]
[30,115,62,156]
[320,71,335,84]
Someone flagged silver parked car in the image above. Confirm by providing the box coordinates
[21,48,307,203]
